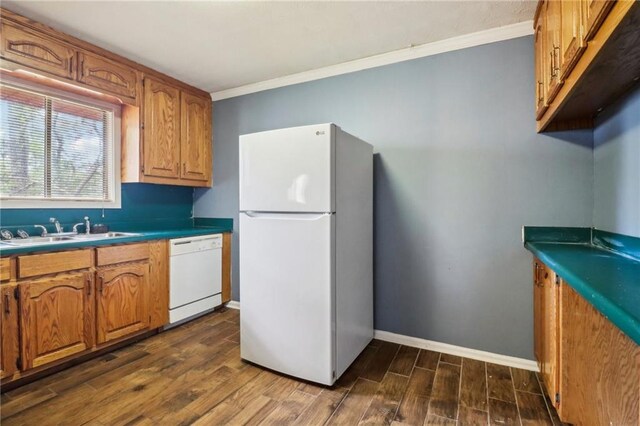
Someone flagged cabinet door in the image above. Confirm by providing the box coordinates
[180,92,212,182]
[96,262,149,344]
[534,17,548,119]
[148,240,169,329]
[545,0,563,104]
[1,284,19,377]
[560,1,586,80]
[0,21,76,80]
[20,272,94,369]
[143,77,181,179]
[78,51,138,100]
[533,261,544,364]
[540,266,561,411]
[583,0,615,41]
[561,283,638,425]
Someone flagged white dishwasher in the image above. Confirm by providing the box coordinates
[169,234,223,325]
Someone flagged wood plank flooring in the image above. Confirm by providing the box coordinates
[0,308,559,425]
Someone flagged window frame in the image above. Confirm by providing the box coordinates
[0,77,121,209]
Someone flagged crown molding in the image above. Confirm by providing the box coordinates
[211,20,533,101]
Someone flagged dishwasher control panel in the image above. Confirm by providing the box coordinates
[170,234,223,256]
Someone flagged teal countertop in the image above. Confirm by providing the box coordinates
[524,227,640,345]
[0,218,233,256]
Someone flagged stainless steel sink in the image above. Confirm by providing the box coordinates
[2,236,76,246]
[71,232,141,239]
[1,232,141,247]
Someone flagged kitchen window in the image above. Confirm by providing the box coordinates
[0,81,121,208]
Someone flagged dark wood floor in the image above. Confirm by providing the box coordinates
[0,308,560,425]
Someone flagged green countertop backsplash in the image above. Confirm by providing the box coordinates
[0,183,233,255]
[0,183,194,230]
[524,226,640,345]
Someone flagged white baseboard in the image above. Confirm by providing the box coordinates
[225,300,240,310]
[374,330,539,372]
[221,302,538,372]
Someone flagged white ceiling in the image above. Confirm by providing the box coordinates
[3,1,536,94]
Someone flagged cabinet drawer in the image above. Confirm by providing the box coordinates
[18,249,92,279]
[0,21,76,80]
[96,243,149,266]
[78,51,138,100]
[1,258,12,282]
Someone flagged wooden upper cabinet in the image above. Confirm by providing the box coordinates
[142,77,181,179]
[78,51,138,101]
[128,77,213,187]
[544,0,563,105]
[181,92,212,182]
[534,18,548,119]
[534,0,638,132]
[0,8,214,188]
[1,283,19,377]
[96,262,150,344]
[583,0,616,41]
[20,272,94,369]
[559,1,586,79]
[0,21,76,80]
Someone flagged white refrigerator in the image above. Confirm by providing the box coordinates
[239,123,373,385]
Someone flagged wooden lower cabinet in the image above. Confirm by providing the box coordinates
[148,240,169,329]
[222,232,232,304]
[20,272,94,369]
[1,283,19,377]
[561,284,640,425]
[1,236,228,386]
[533,259,640,424]
[533,261,544,368]
[533,259,561,413]
[96,262,150,344]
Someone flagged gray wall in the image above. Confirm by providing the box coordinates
[194,36,594,359]
[593,87,640,237]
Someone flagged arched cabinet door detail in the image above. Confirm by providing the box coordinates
[142,77,181,179]
[20,272,94,369]
[78,52,138,101]
[0,21,76,80]
[96,262,150,344]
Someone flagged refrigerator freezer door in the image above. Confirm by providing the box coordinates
[239,124,334,213]
[239,211,335,384]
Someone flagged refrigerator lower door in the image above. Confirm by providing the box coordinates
[239,211,335,385]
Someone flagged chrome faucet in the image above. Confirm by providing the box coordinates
[34,225,48,237]
[50,217,63,234]
[73,216,91,235]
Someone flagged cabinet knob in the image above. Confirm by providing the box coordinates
[3,294,9,314]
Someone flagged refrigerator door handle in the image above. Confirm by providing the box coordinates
[242,211,332,221]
